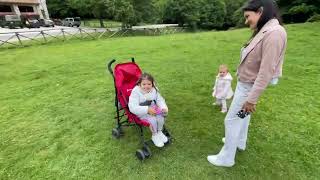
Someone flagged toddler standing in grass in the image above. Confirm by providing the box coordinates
[212,64,234,113]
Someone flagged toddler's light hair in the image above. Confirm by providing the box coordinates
[218,64,229,72]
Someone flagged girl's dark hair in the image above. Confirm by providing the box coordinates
[136,72,157,89]
[243,0,282,35]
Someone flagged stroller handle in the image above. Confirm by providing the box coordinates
[108,59,116,74]
[107,58,135,75]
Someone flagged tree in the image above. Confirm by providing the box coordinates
[68,0,113,27]
[91,0,114,27]
[113,0,135,28]
[198,0,226,29]
[164,0,201,29]
[232,7,246,28]
[67,0,92,18]
[277,0,320,23]
[47,0,78,18]
[223,0,246,28]
[131,0,158,23]
[153,0,169,23]
[287,3,318,22]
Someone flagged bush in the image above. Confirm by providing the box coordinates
[307,14,320,22]
[163,0,201,29]
[286,3,317,23]
[232,7,246,28]
[198,0,226,29]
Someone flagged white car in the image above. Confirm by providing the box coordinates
[62,17,81,27]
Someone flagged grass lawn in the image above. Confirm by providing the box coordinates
[0,22,319,179]
[82,19,122,28]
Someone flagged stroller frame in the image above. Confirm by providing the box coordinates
[107,58,172,160]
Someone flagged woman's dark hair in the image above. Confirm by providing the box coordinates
[136,72,157,89]
[243,0,282,34]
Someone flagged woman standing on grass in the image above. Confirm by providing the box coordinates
[207,0,287,167]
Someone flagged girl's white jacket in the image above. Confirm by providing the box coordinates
[212,73,234,99]
[128,86,168,117]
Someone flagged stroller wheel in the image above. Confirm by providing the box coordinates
[136,149,145,161]
[112,128,121,139]
[142,145,152,158]
[164,137,172,145]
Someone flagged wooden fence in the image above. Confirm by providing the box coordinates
[0,27,185,48]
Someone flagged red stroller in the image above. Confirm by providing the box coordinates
[107,58,172,160]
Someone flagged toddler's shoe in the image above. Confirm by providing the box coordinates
[152,134,164,147]
[157,131,168,143]
[221,109,227,113]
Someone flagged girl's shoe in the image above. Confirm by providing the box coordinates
[157,131,168,143]
[152,134,164,147]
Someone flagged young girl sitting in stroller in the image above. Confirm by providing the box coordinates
[128,73,169,148]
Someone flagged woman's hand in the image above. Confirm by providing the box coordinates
[242,101,256,113]
[148,107,157,116]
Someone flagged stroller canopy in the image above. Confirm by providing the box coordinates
[114,62,142,101]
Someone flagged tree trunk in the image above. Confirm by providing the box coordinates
[99,18,105,28]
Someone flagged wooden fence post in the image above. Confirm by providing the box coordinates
[40,31,47,43]
[15,32,22,46]
[61,29,66,41]
[79,28,83,39]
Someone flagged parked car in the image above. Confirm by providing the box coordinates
[39,19,54,27]
[25,19,40,28]
[52,18,62,26]
[62,17,81,27]
[0,15,24,29]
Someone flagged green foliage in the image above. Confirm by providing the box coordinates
[224,0,246,28]
[67,0,91,17]
[113,0,135,28]
[164,0,227,29]
[47,0,78,18]
[131,0,158,24]
[279,0,320,23]
[307,14,320,22]
[232,7,246,28]
[289,3,317,15]
[91,0,113,19]
[153,0,169,23]
[164,0,201,29]
[198,0,226,29]
[67,0,114,27]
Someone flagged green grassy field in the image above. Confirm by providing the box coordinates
[82,19,122,28]
[0,22,319,179]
